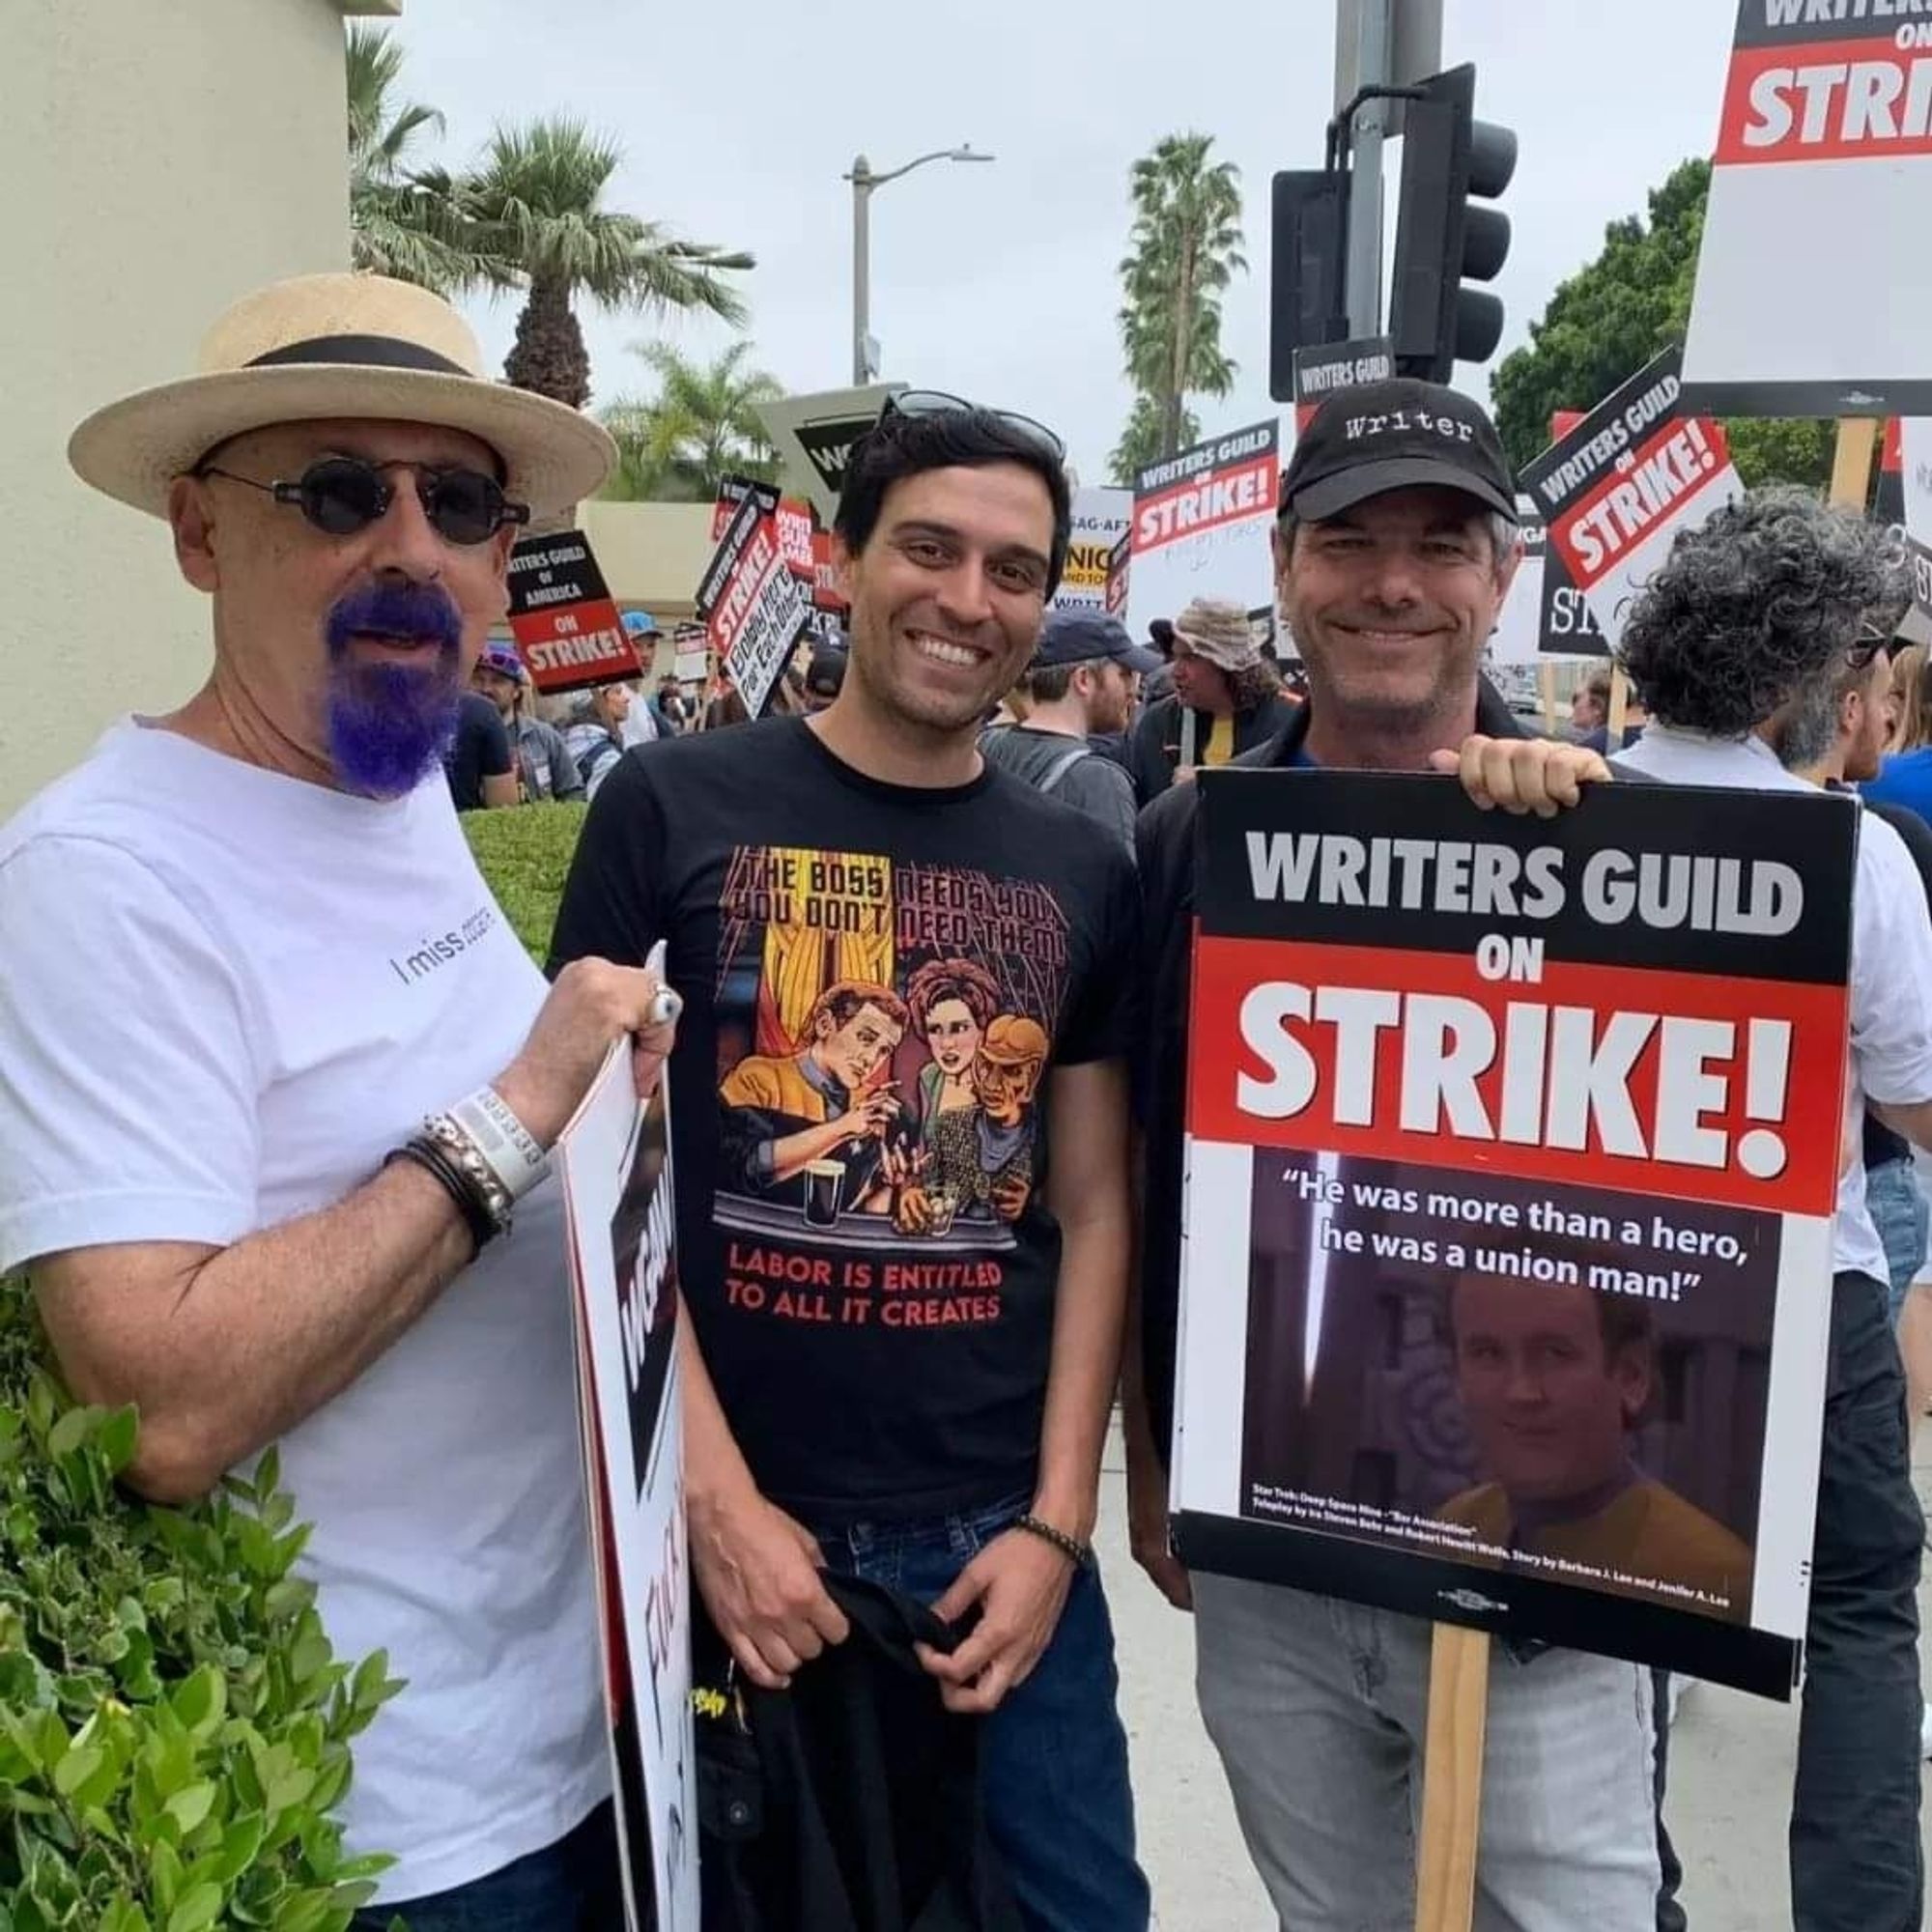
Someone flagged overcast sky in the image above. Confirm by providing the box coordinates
[386,0,1736,486]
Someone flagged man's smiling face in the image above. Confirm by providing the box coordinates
[835,462,1053,734]
[1277,485,1517,734]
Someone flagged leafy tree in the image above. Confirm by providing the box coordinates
[457,118,753,409]
[1115,133,1246,466]
[1492,158,1831,491]
[345,25,493,296]
[1109,393,1200,487]
[601,341,784,501]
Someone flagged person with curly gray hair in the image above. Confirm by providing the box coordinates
[1619,487,1931,1932]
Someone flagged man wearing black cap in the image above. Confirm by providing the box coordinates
[981,611,1158,852]
[1128,381,1662,1930]
[802,639,848,712]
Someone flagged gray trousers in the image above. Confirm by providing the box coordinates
[1193,1577,1662,1931]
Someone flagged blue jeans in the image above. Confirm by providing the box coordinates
[1864,1155,1928,1325]
[1791,1272,1925,1931]
[811,1493,1151,1932]
[351,1803,620,1931]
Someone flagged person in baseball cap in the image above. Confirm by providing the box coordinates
[1030,609,1163,678]
[979,610,1153,852]
[803,639,849,710]
[1126,596,1297,804]
[1130,377,1637,1932]
[471,643,586,803]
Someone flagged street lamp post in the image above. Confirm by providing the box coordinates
[845,146,994,384]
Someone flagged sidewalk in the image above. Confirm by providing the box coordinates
[1099,1427,1932,1930]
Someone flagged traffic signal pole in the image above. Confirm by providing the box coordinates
[1339,0,1393,335]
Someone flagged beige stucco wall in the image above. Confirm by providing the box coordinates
[2,0,389,816]
[578,502,717,622]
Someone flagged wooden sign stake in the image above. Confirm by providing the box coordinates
[1415,1624,1492,1931]
[1828,416,1879,510]
[1537,662,1559,736]
[1605,666,1631,746]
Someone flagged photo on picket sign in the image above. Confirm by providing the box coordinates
[1236,1155,1775,1627]
[1170,768,1856,1697]
[559,1034,696,1930]
[1520,348,1741,655]
[1682,1,1932,418]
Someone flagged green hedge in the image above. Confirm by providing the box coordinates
[462,803,587,966]
[0,1278,403,1930]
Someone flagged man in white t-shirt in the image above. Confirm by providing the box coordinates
[0,271,678,1924]
[1616,489,1932,1932]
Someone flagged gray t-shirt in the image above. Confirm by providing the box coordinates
[515,715,585,802]
[980,724,1137,856]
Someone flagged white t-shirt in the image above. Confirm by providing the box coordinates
[0,723,607,1901]
[1619,724,1932,1286]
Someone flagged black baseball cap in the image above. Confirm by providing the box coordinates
[1280,378,1517,524]
[1033,610,1162,673]
[805,640,848,697]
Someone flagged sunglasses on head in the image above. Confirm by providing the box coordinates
[880,388,1066,463]
[194,455,531,547]
[1847,619,1894,671]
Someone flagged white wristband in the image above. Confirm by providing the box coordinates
[447,1086,552,1201]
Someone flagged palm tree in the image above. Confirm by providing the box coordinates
[1110,393,1200,487]
[1116,133,1247,462]
[345,25,494,296]
[601,342,784,501]
[457,118,754,409]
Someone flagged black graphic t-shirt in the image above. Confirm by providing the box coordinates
[548,716,1140,1520]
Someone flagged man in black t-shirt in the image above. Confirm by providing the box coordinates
[442,689,514,810]
[549,398,1151,1929]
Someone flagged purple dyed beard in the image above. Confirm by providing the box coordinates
[325,582,467,798]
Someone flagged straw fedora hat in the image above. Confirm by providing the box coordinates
[68,270,616,521]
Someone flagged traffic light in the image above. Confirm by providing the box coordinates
[1268,169,1351,402]
[1387,64,1516,383]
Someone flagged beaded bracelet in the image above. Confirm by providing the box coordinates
[385,1139,497,1256]
[1013,1513,1095,1573]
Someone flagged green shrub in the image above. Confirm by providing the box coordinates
[462,802,587,965]
[0,1275,404,1931]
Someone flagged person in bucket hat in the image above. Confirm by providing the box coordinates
[1124,594,1296,804]
[2,271,678,1918]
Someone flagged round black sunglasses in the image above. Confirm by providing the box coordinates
[195,455,531,547]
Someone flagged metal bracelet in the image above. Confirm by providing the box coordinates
[420,1112,516,1235]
